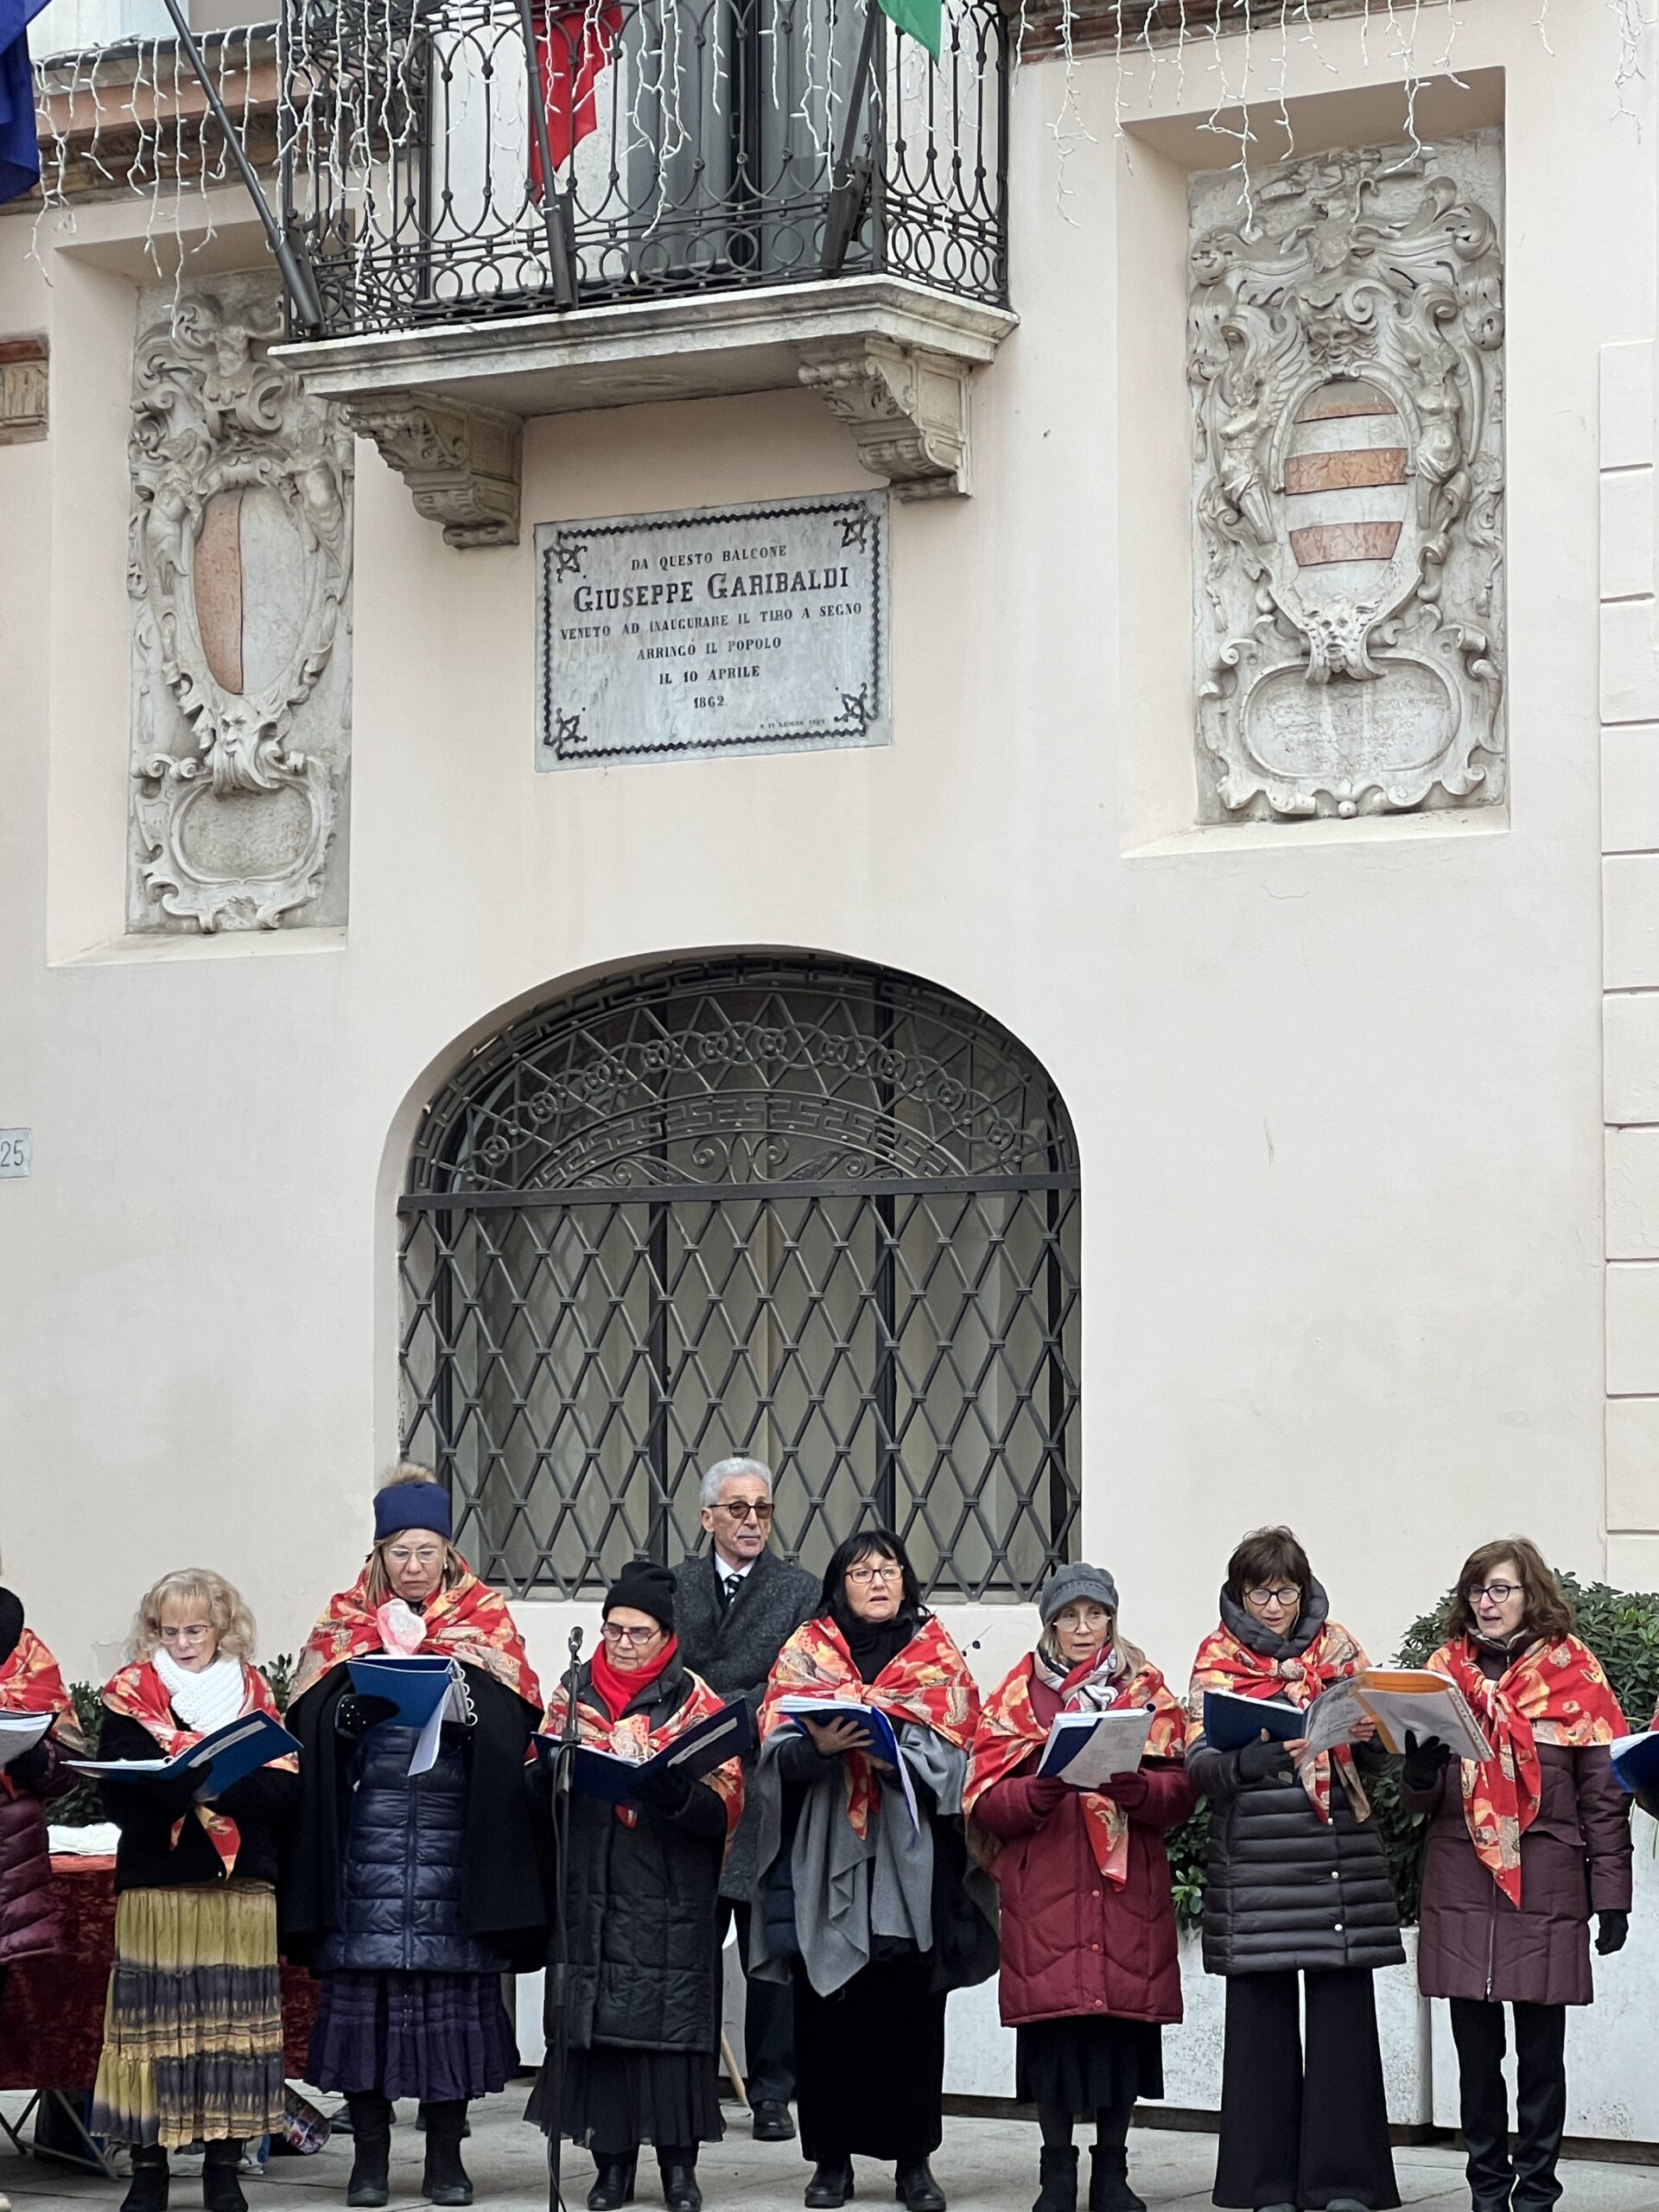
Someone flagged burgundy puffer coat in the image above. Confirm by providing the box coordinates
[1403,1736,1630,2006]
[0,1742,70,1968]
[972,1671,1197,2027]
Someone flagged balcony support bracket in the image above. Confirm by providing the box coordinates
[798,336,970,499]
[342,386,524,548]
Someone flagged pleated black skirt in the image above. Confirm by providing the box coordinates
[528,2045,724,2155]
[1015,2015,1165,2115]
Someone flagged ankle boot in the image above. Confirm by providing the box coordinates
[1088,2143,1145,2212]
[804,2160,855,2209]
[202,2142,246,2212]
[587,2152,636,2210]
[420,2101,474,2209]
[1033,2146,1078,2212]
[122,2147,170,2212]
[345,2093,392,2209]
[658,2150,702,2212]
[894,2162,945,2212]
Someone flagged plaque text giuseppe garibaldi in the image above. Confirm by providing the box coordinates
[535,493,890,769]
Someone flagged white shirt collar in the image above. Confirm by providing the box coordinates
[715,1553,758,1584]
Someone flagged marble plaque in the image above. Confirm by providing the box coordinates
[535,493,889,770]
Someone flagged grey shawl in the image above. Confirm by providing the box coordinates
[747,1722,975,1997]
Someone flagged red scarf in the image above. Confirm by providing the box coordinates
[760,1614,981,1840]
[0,1625,80,1799]
[292,1558,541,1709]
[966,1649,1185,1883]
[1430,1633,1625,1905]
[590,1634,677,1721]
[543,1656,744,1840]
[1187,1615,1371,1823]
[100,1659,289,1876]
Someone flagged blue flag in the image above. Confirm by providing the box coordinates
[0,0,49,207]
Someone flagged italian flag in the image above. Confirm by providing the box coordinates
[877,0,941,60]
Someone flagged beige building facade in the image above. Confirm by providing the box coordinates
[1,0,1656,1792]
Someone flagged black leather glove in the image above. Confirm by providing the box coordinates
[1597,1908,1630,1956]
[1402,1730,1454,1792]
[628,1764,691,1817]
[334,1694,397,1738]
[9,1743,51,1791]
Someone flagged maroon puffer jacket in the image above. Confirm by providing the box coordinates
[972,1672,1197,2027]
[0,1742,70,1968]
[1403,1738,1631,2006]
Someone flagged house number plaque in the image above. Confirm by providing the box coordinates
[536,493,890,770]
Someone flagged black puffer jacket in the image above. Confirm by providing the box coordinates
[544,1657,728,2054]
[1186,1586,1405,1979]
[313,1722,509,1975]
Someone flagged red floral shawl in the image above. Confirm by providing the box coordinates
[542,1662,744,1840]
[966,1650,1185,1884]
[0,1626,82,1796]
[1187,1617,1371,1823]
[100,1659,290,1876]
[291,1559,541,1708]
[759,1614,981,1840]
[1429,1633,1625,1905]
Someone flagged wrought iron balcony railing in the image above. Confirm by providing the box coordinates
[278,0,1009,340]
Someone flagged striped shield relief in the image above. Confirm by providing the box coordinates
[1282,379,1408,583]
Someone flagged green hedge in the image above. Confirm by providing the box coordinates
[1166,1573,1659,1933]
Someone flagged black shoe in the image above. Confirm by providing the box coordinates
[658,2153,702,2212]
[202,2143,246,2212]
[752,2101,797,2143]
[588,2155,637,2210]
[420,2101,474,2208]
[1086,2145,1143,2212]
[1033,2146,1078,2212]
[345,2093,392,2209]
[805,2159,855,2209]
[895,2162,945,2212]
[122,2148,170,2212]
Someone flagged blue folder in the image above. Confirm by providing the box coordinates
[1202,1689,1306,1752]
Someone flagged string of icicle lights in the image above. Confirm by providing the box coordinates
[20,0,1659,307]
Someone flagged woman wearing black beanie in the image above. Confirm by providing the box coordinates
[530,1560,747,2212]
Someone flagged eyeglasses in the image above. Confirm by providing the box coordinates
[158,1624,213,1646]
[1467,1581,1521,1605]
[713,1501,773,1523]
[602,1621,663,1646]
[845,1564,903,1586]
[1244,1586,1299,1610]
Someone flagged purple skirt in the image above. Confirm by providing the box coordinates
[307,1971,518,2103]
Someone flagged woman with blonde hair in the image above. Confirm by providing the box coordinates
[90,1569,297,2212]
[284,1467,544,2210]
[1401,1537,1630,2212]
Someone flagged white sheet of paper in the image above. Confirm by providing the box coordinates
[408,1671,469,1777]
[0,1713,55,1770]
[1040,1707,1154,1787]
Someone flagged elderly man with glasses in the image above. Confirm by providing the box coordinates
[674,1457,819,2143]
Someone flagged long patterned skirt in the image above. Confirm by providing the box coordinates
[90,1883,285,2151]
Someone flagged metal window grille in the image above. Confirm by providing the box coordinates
[399,956,1080,1597]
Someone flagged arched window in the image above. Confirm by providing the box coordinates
[398,955,1080,1598]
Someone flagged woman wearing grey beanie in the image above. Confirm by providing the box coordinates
[966,1565,1194,2212]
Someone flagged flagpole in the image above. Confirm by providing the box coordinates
[516,0,581,310]
[153,0,325,331]
[819,0,880,276]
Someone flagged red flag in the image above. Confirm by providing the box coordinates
[530,0,622,196]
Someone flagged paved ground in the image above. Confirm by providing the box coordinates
[5,2095,1659,2212]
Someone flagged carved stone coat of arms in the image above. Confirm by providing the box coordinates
[1189,133,1505,821]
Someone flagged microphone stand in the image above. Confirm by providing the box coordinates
[545,1625,583,2212]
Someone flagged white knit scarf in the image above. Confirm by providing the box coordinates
[154,1648,247,1735]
